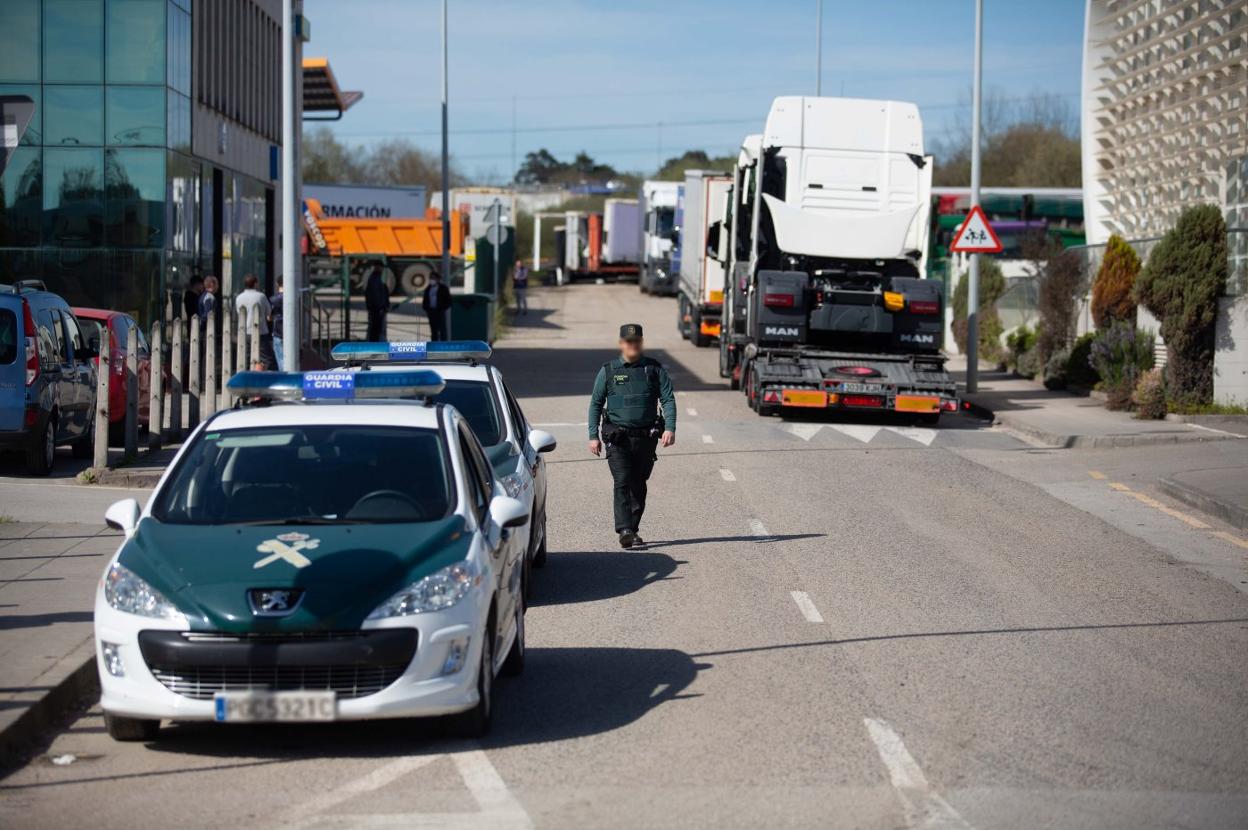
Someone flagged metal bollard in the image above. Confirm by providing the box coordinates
[249,314,261,370]
[188,321,200,430]
[125,324,138,458]
[204,319,217,415]
[169,319,183,441]
[148,322,163,451]
[93,345,110,469]
[235,310,248,378]
[221,307,234,406]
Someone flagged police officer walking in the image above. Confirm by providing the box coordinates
[587,324,677,549]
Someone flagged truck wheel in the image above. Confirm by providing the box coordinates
[690,309,710,348]
[678,298,690,340]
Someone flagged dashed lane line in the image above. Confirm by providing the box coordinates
[1210,530,1248,550]
[719,468,736,482]
[1088,470,1107,480]
[790,591,825,623]
[702,434,714,444]
[748,518,769,537]
[1101,480,1248,548]
[864,718,974,829]
[687,407,699,416]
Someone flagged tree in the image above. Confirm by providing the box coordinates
[933,91,1081,187]
[1134,204,1229,406]
[301,127,459,190]
[951,257,1008,362]
[1027,233,1086,361]
[1091,234,1140,329]
[514,148,619,186]
[654,150,734,181]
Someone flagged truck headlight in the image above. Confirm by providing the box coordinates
[104,562,186,622]
[367,561,480,619]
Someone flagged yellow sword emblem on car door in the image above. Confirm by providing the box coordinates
[253,532,321,570]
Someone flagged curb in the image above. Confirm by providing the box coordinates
[94,469,164,489]
[1158,477,1248,532]
[0,649,98,770]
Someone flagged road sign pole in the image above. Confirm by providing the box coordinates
[815,0,823,96]
[281,0,298,370]
[440,0,451,288]
[966,0,984,393]
[492,198,500,300]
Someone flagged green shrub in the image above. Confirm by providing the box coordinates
[1044,347,1070,390]
[952,258,1007,363]
[1065,333,1099,389]
[1017,345,1043,380]
[1132,368,1166,419]
[1005,325,1038,372]
[1135,204,1229,407]
[1089,322,1154,410]
[1091,235,1140,329]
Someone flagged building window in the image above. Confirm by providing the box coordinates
[167,2,191,95]
[106,85,165,146]
[44,85,104,146]
[107,0,166,84]
[44,0,104,84]
[105,147,164,247]
[0,146,42,247]
[43,147,105,247]
[0,0,42,83]
[0,84,42,145]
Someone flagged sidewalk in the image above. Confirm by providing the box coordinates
[0,522,112,764]
[951,357,1246,449]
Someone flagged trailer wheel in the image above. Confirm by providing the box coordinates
[690,308,710,348]
[399,262,433,296]
[678,297,690,340]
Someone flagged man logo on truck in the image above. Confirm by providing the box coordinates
[763,325,801,337]
[898,332,936,345]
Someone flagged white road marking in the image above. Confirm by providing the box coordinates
[783,422,824,441]
[687,407,698,416]
[719,468,736,481]
[702,434,714,444]
[279,754,441,827]
[789,591,824,623]
[885,426,939,447]
[864,718,974,829]
[748,518,770,537]
[1184,422,1246,438]
[829,424,881,443]
[531,422,586,427]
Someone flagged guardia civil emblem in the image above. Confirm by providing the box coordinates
[253,532,321,570]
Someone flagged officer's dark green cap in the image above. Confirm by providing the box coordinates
[619,323,643,339]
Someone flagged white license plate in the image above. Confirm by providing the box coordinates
[213,691,337,722]
[837,382,885,394]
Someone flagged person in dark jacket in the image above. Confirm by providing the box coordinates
[182,275,204,322]
[422,271,452,341]
[364,265,390,342]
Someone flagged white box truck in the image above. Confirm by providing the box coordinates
[638,180,681,295]
[678,170,732,347]
[601,198,641,266]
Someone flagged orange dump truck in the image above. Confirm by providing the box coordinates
[303,197,468,294]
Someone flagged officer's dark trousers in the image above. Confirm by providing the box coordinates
[606,435,657,534]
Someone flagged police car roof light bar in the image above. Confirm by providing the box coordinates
[227,370,446,401]
[330,340,493,365]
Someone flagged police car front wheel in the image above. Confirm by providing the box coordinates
[105,713,160,742]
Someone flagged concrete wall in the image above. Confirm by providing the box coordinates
[1215,296,1248,405]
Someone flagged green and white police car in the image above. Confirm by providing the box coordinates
[331,341,555,595]
[94,369,529,741]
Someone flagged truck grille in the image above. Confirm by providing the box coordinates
[138,629,418,701]
[149,663,407,700]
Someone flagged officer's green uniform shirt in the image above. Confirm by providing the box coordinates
[587,357,677,439]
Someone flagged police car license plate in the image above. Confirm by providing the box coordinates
[214,691,336,722]
[837,382,883,394]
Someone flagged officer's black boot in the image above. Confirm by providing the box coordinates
[619,531,636,549]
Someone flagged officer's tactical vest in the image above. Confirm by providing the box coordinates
[603,358,661,427]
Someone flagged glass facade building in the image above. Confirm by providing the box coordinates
[0,0,280,325]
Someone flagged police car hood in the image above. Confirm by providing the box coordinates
[118,515,471,633]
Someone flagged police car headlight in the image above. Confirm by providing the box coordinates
[367,560,480,619]
[104,563,186,622]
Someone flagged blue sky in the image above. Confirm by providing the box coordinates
[307,0,1087,181]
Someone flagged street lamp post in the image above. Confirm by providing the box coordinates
[281,0,297,370]
[440,0,451,291]
[815,0,823,96]
[965,0,984,392]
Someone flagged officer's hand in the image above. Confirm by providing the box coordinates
[588,439,602,456]
[660,431,675,448]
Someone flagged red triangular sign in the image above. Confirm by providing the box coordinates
[949,204,1003,254]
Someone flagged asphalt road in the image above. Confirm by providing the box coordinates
[2,283,1246,829]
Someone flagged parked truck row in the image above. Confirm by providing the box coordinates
[673,96,959,423]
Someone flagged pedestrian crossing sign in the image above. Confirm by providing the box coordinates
[949,205,1004,254]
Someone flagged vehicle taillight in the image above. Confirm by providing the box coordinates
[908,299,939,314]
[883,291,905,312]
[842,394,884,408]
[763,293,795,308]
[22,301,38,386]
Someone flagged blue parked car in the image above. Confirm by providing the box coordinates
[0,280,98,475]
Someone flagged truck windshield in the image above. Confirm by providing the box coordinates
[152,425,452,525]
[656,207,675,237]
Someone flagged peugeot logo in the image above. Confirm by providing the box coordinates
[248,588,305,617]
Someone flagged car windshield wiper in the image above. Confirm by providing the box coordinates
[231,516,369,526]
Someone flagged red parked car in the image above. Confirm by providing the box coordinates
[72,308,152,439]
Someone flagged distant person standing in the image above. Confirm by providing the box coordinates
[422,270,452,341]
[182,275,204,322]
[364,265,390,342]
[235,274,274,368]
[512,259,529,315]
[198,275,219,330]
[270,277,285,369]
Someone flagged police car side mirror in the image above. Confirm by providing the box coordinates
[527,428,557,454]
[105,498,141,538]
[489,496,529,531]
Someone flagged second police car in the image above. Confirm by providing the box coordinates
[94,369,529,740]
[331,340,555,595]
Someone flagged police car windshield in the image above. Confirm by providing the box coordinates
[152,425,452,525]
[429,380,503,446]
